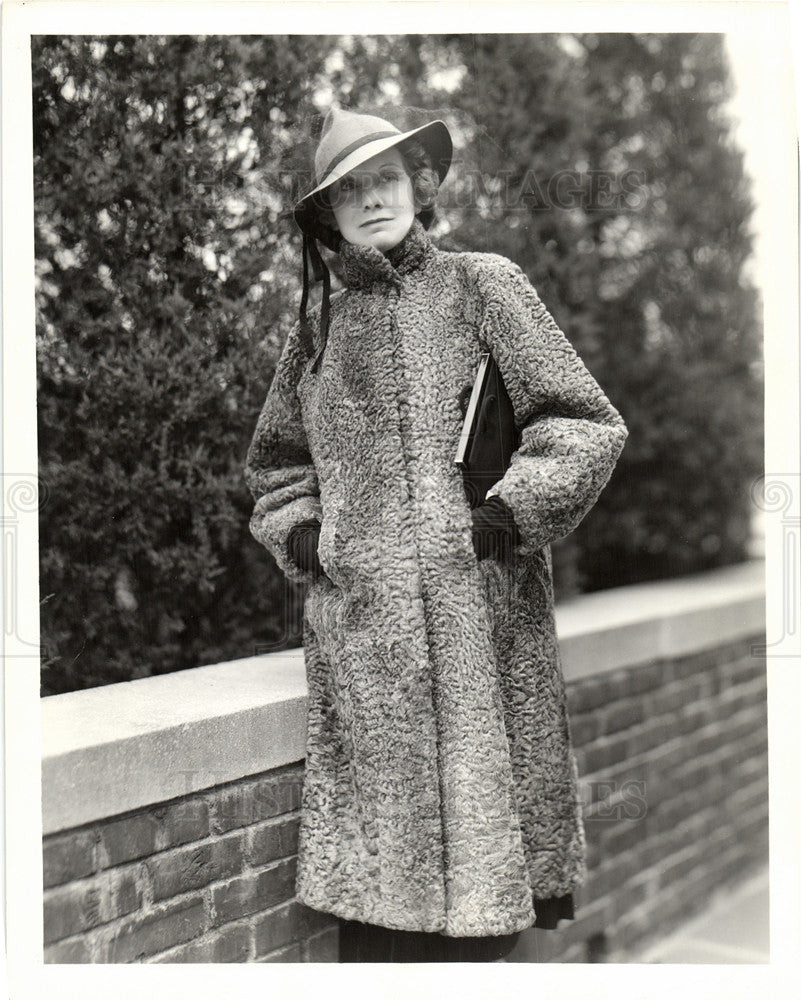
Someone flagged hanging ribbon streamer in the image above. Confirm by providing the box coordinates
[298,232,331,374]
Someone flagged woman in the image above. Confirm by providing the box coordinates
[245,107,628,962]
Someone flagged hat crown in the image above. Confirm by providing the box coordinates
[314,107,401,184]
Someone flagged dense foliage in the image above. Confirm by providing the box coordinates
[34,34,762,694]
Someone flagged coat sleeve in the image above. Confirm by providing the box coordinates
[244,320,323,584]
[468,254,628,555]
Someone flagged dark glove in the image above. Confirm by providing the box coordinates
[287,518,324,577]
[471,496,522,562]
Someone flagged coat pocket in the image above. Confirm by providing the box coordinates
[477,555,514,639]
[303,572,348,665]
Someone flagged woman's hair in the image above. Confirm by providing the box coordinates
[396,137,440,222]
[309,137,441,250]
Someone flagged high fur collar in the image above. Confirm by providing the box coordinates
[338,218,436,290]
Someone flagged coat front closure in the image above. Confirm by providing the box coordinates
[245,219,628,936]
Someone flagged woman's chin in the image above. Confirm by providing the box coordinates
[358,234,399,253]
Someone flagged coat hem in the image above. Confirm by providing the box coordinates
[296,884,536,938]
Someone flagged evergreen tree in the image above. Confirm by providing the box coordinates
[34,36,334,693]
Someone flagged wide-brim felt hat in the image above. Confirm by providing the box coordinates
[294,106,453,238]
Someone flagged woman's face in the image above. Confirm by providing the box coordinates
[329,147,416,252]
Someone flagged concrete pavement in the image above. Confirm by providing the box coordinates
[633,867,769,963]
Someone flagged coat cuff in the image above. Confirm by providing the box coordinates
[250,491,324,584]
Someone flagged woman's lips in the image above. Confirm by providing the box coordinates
[361,217,393,227]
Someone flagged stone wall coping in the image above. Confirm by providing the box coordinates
[41,655,308,835]
[555,558,765,681]
[41,559,765,835]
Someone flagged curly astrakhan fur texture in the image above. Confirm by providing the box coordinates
[245,218,628,936]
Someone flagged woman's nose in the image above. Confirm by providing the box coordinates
[362,182,383,209]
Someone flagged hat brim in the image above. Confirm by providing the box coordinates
[294,119,452,226]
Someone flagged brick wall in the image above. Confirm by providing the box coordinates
[509,632,769,963]
[43,763,338,963]
[43,632,767,964]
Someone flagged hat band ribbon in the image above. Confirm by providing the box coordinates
[316,129,401,187]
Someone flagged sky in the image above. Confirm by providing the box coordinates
[724,31,785,294]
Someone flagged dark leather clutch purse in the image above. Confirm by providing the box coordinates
[455,352,520,509]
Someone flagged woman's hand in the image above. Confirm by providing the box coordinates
[471,496,522,561]
[287,518,324,577]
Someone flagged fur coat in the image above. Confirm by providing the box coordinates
[245,218,628,936]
